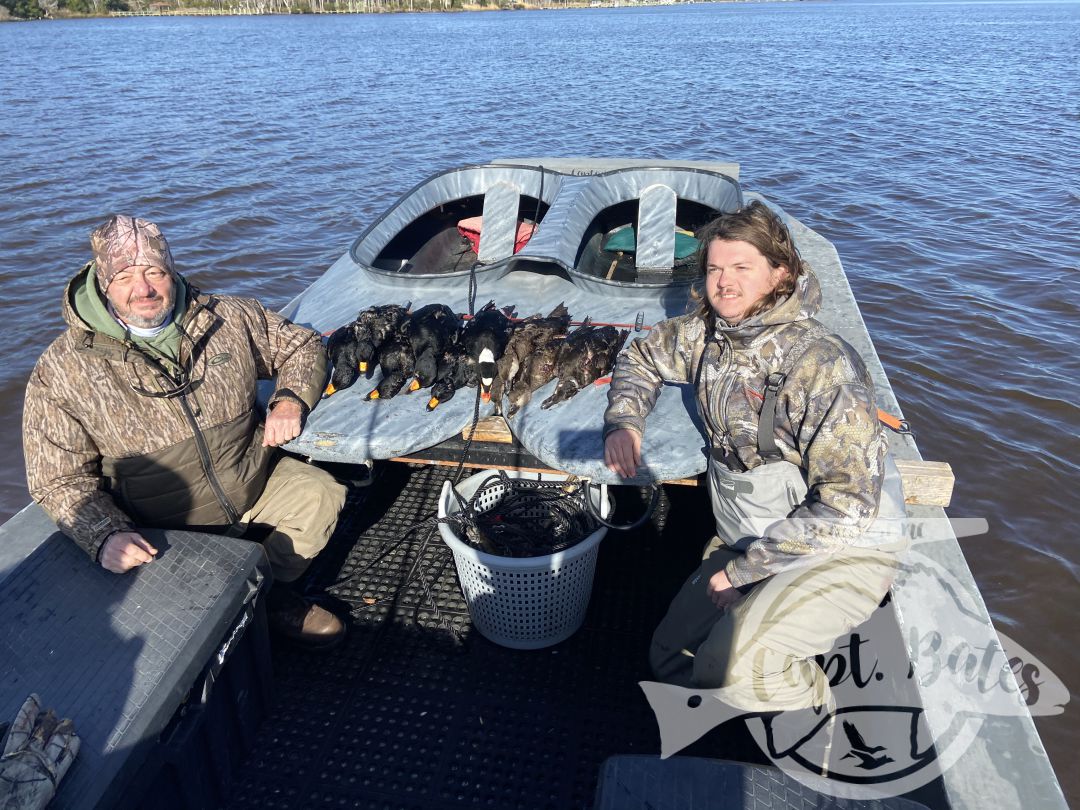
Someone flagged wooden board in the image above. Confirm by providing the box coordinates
[461,416,514,443]
[895,458,954,507]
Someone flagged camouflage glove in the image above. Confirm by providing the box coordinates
[0,695,80,810]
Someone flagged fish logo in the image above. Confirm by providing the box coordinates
[641,517,1069,798]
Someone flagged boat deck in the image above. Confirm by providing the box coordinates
[223,461,948,810]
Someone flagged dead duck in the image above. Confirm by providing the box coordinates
[491,302,571,413]
[541,324,629,409]
[404,303,460,393]
[461,300,516,401]
[354,303,410,378]
[595,326,630,379]
[503,319,591,419]
[509,317,596,414]
[426,340,478,411]
[323,322,362,397]
[504,334,565,417]
[366,331,414,400]
[532,318,595,409]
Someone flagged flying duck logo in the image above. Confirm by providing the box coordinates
[641,517,1069,798]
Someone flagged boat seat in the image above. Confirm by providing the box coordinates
[634,183,678,272]
[507,174,590,267]
[0,508,272,809]
[477,181,521,264]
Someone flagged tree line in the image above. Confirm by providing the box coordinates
[2,0,526,18]
[2,0,126,18]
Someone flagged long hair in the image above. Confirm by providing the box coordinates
[689,200,807,324]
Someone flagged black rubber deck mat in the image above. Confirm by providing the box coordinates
[225,464,774,810]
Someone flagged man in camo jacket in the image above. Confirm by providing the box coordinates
[23,215,347,649]
[604,201,907,710]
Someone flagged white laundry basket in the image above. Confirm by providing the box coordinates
[437,471,611,650]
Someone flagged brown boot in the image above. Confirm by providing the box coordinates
[267,585,346,650]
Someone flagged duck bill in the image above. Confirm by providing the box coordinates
[480,391,491,403]
[366,389,380,401]
[358,361,368,373]
[323,382,337,397]
[408,379,421,393]
[427,397,440,411]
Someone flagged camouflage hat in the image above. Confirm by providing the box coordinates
[89,215,175,291]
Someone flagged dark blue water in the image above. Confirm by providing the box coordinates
[2,1,1078,801]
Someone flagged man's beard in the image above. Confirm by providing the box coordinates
[114,288,175,329]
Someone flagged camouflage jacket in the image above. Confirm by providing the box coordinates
[604,270,888,587]
[23,264,328,562]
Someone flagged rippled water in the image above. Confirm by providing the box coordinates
[2,1,1078,801]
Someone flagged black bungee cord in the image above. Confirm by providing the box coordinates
[584,481,661,532]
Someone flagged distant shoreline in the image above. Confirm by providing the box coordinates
[1,0,800,22]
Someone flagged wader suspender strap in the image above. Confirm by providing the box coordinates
[758,323,829,463]
[757,372,787,462]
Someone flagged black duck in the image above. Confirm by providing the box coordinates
[323,322,361,397]
[404,303,460,393]
[354,303,409,378]
[426,340,478,411]
[366,331,415,400]
[461,300,516,401]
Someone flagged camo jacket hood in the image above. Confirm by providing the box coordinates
[23,263,328,561]
[604,269,889,587]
